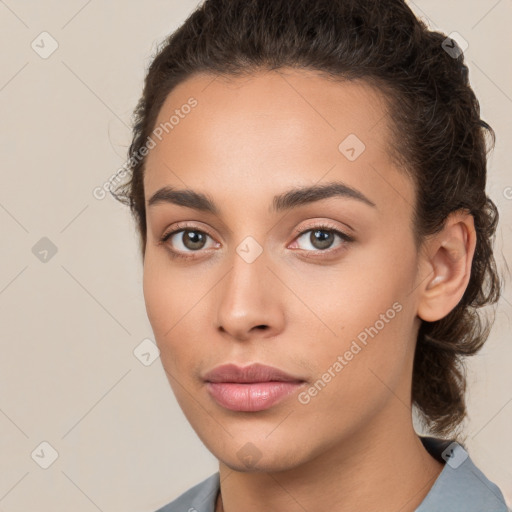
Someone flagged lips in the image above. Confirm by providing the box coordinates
[203,363,304,383]
[203,363,306,412]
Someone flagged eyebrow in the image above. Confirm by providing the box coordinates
[147,181,376,214]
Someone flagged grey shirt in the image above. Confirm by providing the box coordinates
[155,436,510,512]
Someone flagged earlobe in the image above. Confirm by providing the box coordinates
[416,211,476,323]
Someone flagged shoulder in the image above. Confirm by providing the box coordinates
[154,472,220,512]
[417,437,510,512]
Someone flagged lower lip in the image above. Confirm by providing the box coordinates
[206,381,304,411]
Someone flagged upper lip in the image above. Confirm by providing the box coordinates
[203,363,305,383]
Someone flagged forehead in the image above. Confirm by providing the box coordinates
[149,68,393,155]
[143,68,413,219]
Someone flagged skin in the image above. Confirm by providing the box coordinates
[142,68,476,512]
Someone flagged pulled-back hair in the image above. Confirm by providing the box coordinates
[112,0,501,440]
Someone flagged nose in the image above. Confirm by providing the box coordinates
[214,248,285,342]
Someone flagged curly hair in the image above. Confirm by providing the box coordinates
[111,0,502,440]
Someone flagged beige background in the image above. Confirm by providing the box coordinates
[0,1,511,510]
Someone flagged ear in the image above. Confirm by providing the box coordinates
[416,209,477,323]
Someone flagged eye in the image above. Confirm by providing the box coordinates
[159,221,354,260]
[160,223,218,259]
[291,223,354,255]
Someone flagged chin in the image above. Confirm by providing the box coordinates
[206,436,310,473]
[220,453,306,473]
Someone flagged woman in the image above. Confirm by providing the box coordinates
[113,0,509,510]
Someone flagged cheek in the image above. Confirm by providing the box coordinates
[142,252,207,378]
[292,256,414,410]
[297,307,411,432]
[142,253,185,355]
[142,258,170,336]
[142,249,193,329]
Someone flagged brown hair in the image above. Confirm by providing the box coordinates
[112,0,502,440]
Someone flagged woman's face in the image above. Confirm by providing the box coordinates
[142,68,424,471]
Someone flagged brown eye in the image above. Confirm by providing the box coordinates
[161,226,216,259]
[179,230,208,251]
[294,225,353,253]
[309,229,336,250]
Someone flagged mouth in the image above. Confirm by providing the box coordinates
[203,363,307,412]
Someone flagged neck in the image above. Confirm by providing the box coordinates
[215,413,445,512]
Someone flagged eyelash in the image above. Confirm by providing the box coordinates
[159,221,355,260]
